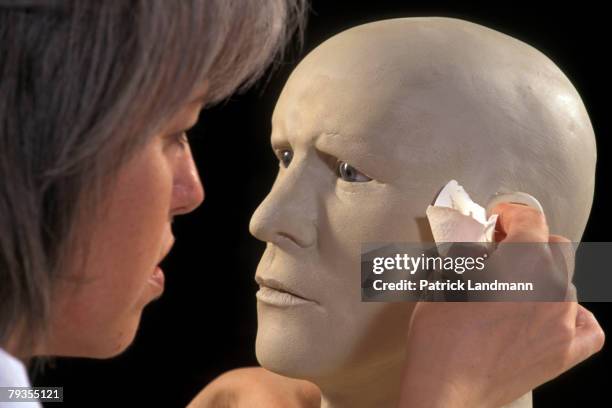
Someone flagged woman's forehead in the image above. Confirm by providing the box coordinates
[160,83,208,132]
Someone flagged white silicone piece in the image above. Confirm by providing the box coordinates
[486,192,544,217]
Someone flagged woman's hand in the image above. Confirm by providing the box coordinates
[187,366,320,408]
[398,203,605,408]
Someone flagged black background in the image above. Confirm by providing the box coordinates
[33,1,611,406]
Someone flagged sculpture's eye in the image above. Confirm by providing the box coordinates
[278,149,293,168]
[337,161,372,182]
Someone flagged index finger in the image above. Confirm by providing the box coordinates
[491,202,549,243]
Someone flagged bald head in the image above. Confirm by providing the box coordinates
[252,18,592,407]
[273,17,596,240]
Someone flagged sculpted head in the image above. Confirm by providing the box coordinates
[249,17,596,383]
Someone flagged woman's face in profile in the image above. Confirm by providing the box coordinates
[44,89,207,358]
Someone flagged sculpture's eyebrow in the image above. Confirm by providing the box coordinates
[314,132,394,181]
[314,131,375,161]
[270,131,289,150]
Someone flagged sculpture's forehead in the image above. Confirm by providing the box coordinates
[284,17,533,84]
[273,71,399,136]
[271,21,471,166]
[273,17,530,135]
[271,64,460,182]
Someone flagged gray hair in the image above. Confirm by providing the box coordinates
[0,0,306,355]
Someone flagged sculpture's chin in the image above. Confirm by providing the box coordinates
[254,312,354,381]
[255,324,329,380]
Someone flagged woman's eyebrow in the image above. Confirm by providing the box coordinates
[188,81,210,105]
[189,93,208,106]
[165,108,202,134]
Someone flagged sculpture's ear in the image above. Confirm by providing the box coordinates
[484,191,544,218]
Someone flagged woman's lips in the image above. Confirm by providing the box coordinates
[149,235,173,293]
[149,265,165,291]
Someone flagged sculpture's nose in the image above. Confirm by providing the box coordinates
[249,161,317,249]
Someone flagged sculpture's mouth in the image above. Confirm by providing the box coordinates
[255,277,316,307]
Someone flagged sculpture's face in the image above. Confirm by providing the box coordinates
[248,56,456,379]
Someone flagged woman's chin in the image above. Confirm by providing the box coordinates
[43,315,142,359]
[92,320,142,359]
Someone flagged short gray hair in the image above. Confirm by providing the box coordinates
[0,0,306,355]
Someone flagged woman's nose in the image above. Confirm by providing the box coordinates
[171,144,205,216]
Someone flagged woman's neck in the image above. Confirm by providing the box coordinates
[4,336,21,360]
[3,324,34,362]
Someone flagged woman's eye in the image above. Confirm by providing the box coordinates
[165,131,188,149]
[337,161,372,182]
[173,132,188,145]
[278,149,293,168]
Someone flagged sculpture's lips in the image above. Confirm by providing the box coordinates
[255,276,316,306]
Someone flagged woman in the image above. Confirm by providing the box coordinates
[0,1,604,407]
[0,0,305,381]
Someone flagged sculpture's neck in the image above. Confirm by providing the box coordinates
[316,353,405,408]
[313,353,533,408]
